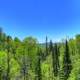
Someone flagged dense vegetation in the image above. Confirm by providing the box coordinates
[0,28,80,80]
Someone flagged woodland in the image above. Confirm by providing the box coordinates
[0,28,80,80]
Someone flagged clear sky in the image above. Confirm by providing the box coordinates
[0,0,80,42]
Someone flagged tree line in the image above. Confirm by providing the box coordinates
[0,28,80,80]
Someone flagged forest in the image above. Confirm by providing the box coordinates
[0,28,80,80]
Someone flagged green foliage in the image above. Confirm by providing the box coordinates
[62,40,72,80]
[35,48,42,80]
[0,29,80,80]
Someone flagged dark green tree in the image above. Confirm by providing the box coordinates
[0,66,2,80]
[52,43,59,77]
[49,40,53,52]
[46,36,48,55]
[63,40,72,80]
[0,27,3,40]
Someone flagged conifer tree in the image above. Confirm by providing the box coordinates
[46,36,48,55]
[52,43,59,77]
[0,27,2,40]
[49,40,53,52]
[63,40,72,80]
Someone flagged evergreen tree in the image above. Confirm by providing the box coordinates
[63,40,72,80]
[52,43,59,77]
[49,40,53,52]
[46,36,48,55]
[0,27,3,40]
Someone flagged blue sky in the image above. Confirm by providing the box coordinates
[0,0,80,42]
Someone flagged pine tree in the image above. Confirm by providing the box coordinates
[49,40,53,52]
[52,43,59,77]
[63,40,72,80]
[46,36,48,55]
[0,27,2,41]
